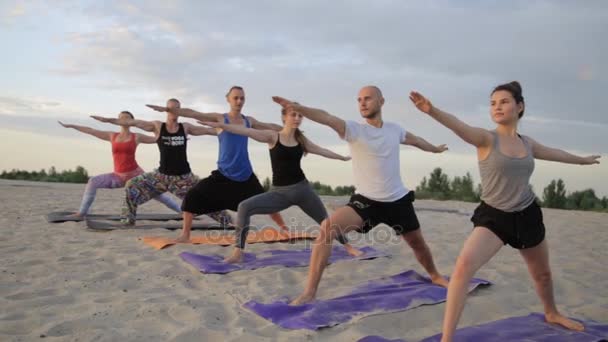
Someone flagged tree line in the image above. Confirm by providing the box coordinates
[415,168,607,213]
[1,166,89,183]
[2,166,606,212]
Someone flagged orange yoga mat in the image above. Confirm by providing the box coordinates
[142,227,317,250]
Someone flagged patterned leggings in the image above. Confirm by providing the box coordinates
[78,167,181,215]
[122,169,232,225]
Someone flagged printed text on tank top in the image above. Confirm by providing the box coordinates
[158,122,187,146]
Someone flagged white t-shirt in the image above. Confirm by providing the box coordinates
[343,120,409,202]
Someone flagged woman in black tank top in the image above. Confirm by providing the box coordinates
[198,105,363,263]
[269,133,306,186]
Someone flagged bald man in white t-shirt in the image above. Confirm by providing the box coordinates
[273,86,449,305]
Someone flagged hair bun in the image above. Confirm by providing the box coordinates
[508,81,522,94]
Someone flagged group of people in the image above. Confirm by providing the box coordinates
[60,82,599,341]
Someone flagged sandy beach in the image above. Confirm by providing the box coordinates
[1,179,606,341]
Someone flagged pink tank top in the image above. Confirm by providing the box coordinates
[111,133,139,173]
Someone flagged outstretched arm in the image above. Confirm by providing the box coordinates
[304,139,350,161]
[58,121,112,141]
[272,96,347,138]
[135,133,158,144]
[146,105,223,123]
[90,115,159,133]
[183,122,218,137]
[248,116,282,131]
[197,120,276,144]
[409,91,492,148]
[527,137,601,165]
[402,131,448,153]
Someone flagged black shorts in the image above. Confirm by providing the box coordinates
[471,201,545,249]
[181,170,265,215]
[347,191,420,235]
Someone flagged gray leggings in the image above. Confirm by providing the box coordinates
[235,180,348,249]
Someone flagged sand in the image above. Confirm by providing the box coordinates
[1,179,606,341]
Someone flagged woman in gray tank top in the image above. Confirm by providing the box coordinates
[410,81,600,341]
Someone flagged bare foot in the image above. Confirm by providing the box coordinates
[344,244,364,257]
[173,235,191,243]
[224,249,243,263]
[431,274,449,288]
[546,312,584,331]
[66,212,84,219]
[290,292,315,305]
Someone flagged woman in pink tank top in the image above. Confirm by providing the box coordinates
[59,111,181,218]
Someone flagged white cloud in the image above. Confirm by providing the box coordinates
[0,96,61,115]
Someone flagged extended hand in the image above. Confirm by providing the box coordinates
[272,96,296,110]
[57,121,73,128]
[90,115,110,122]
[436,144,448,153]
[409,91,433,114]
[342,155,352,161]
[146,104,168,112]
[582,155,601,165]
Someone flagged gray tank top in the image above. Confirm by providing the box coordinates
[479,131,536,212]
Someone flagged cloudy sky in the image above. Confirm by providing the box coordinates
[1,0,607,196]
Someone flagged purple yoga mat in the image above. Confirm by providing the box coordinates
[180,246,388,274]
[244,270,490,330]
[358,337,404,342]
[359,313,608,342]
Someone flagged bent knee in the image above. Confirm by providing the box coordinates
[317,221,338,243]
[124,178,137,189]
[237,200,256,216]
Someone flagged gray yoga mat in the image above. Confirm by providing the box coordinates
[46,211,185,223]
[85,219,234,231]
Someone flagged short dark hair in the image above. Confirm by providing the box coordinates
[226,86,244,97]
[167,98,181,105]
[120,111,134,119]
[492,81,525,118]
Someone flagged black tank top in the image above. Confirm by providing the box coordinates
[157,123,191,175]
[269,135,306,186]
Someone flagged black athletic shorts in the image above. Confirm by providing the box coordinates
[181,170,265,214]
[347,191,420,235]
[471,200,545,249]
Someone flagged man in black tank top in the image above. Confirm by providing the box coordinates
[91,98,232,226]
[157,122,190,175]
